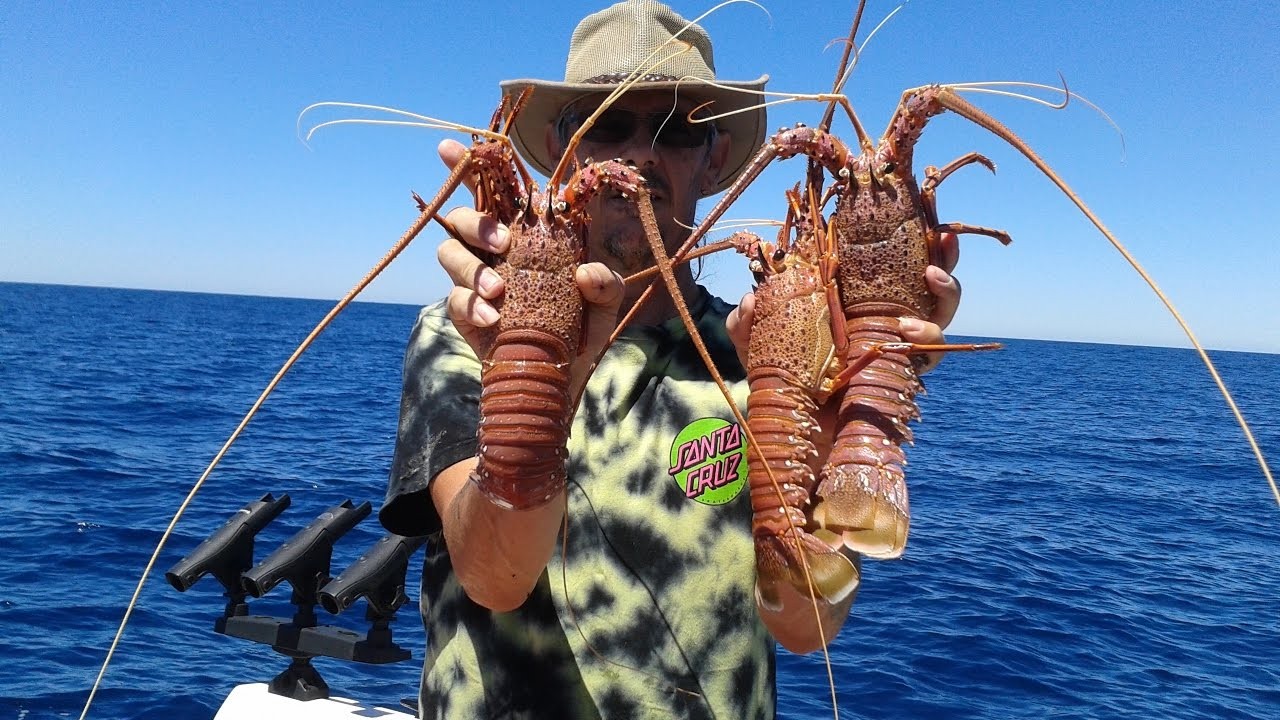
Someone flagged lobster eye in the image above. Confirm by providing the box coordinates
[772,248,786,263]
[880,162,896,174]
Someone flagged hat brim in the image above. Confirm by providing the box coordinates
[499,74,768,197]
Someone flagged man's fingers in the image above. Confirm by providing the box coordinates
[438,237,505,300]
[439,138,510,254]
[438,139,479,195]
[897,316,946,375]
[577,263,625,355]
[442,206,509,255]
[906,234,962,374]
[925,265,961,331]
[935,231,960,275]
[903,257,961,375]
[573,263,625,399]
[576,262,625,310]
[446,286,498,353]
[726,291,755,370]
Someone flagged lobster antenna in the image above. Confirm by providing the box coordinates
[561,13,847,706]
[548,0,771,190]
[595,181,852,720]
[674,77,873,151]
[298,101,508,144]
[818,0,867,132]
[807,0,868,205]
[619,236,741,287]
[827,1,911,114]
[304,118,508,142]
[84,91,539,715]
[628,185,843,717]
[674,79,848,118]
[548,41,696,189]
[948,79,1126,158]
[926,87,1277,508]
[672,217,786,233]
[551,0,779,701]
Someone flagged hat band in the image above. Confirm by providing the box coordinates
[581,72,682,85]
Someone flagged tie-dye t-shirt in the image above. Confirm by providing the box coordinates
[381,287,775,720]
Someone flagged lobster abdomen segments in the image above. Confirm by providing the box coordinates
[473,330,574,510]
[747,369,860,610]
[817,318,921,559]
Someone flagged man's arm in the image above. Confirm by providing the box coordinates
[429,459,567,612]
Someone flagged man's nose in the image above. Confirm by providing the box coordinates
[606,134,661,170]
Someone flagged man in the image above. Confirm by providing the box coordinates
[380,2,962,718]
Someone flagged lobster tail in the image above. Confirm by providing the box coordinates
[818,416,911,559]
[746,369,860,609]
[817,322,921,559]
[755,531,860,611]
[472,329,574,510]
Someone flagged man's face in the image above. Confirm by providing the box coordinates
[547,90,731,277]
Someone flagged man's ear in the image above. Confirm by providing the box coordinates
[702,130,732,195]
[544,123,564,164]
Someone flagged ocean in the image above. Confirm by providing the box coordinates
[1,281,1277,719]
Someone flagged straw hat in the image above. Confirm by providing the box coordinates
[499,0,768,196]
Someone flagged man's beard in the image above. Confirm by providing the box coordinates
[594,172,695,275]
[600,223,658,275]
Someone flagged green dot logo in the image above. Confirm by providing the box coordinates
[668,418,746,505]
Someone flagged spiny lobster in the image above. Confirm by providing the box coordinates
[658,5,1277,621]
[694,99,1008,613]
[464,91,662,510]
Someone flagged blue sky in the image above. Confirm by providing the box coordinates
[3,1,1278,353]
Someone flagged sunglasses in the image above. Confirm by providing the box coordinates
[561,108,717,149]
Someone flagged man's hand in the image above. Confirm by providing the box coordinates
[726,232,962,373]
[434,138,627,402]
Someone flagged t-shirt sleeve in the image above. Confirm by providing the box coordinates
[379,301,481,537]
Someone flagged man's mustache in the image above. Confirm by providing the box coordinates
[597,171,669,202]
[639,173,670,200]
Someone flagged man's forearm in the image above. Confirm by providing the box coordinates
[431,458,566,612]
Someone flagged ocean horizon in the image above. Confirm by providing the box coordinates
[10,279,1273,356]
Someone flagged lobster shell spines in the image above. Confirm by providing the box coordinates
[832,168,936,322]
[747,267,838,389]
[490,216,585,353]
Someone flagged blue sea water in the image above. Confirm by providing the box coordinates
[1,281,1277,719]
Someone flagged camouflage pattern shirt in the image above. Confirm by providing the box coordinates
[381,287,775,720]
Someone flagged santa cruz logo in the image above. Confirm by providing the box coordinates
[668,418,746,505]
